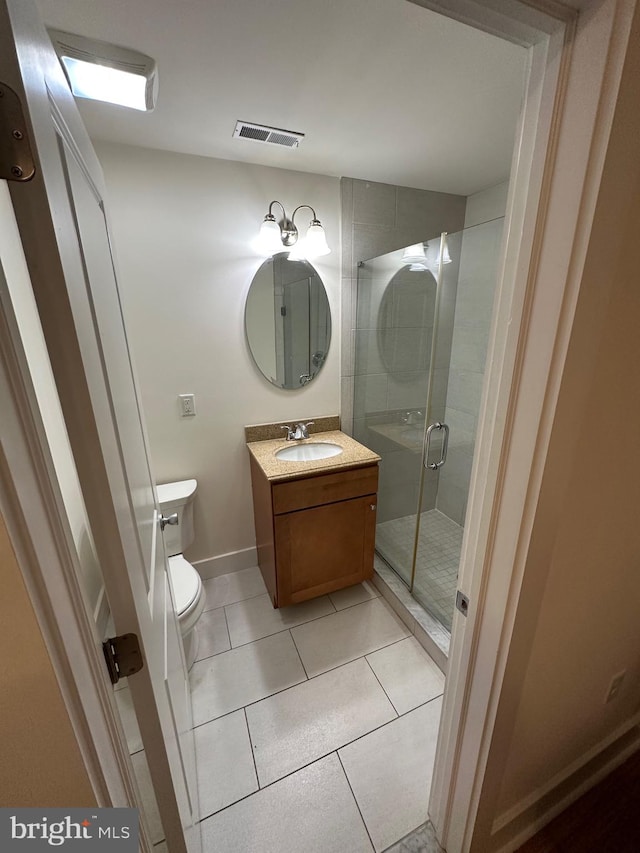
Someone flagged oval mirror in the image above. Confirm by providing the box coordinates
[378,265,437,377]
[245,253,331,389]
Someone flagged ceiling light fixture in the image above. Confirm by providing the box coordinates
[257,201,330,258]
[49,29,158,112]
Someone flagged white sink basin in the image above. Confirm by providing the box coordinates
[276,442,343,462]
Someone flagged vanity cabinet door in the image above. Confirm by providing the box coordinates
[274,494,377,606]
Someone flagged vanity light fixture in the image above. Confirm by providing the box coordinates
[401,243,429,271]
[49,29,158,111]
[402,237,452,273]
[257,200,331,258]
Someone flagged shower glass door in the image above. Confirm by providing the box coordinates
[353,218,504,631]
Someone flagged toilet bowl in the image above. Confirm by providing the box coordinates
[156,478,206,669]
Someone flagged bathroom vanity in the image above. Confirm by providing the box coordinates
[246,427,380,608]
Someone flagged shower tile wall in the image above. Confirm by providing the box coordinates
[340,178,466,523]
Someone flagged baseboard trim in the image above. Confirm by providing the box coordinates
[192,547,258,580]
[491,714,640,852]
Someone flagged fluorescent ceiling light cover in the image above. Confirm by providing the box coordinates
[49,29,157,111]
[61,56,148,110]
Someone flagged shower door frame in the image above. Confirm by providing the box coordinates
[409,0,639,851]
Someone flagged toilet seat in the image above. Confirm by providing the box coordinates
[168,555,205,633]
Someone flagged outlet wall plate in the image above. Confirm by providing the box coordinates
[179,393,196,417]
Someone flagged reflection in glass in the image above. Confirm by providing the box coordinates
[245,253,331,389]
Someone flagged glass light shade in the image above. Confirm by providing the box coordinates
[257,218,284,255]
[402,243,426,261]
[424,241,440,273]
[304,222,331,257]
[61,56,148,110]
[441,240,452,264]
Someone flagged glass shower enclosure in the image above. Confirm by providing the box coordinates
[353,219,504,632]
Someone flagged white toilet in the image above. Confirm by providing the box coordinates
[156,478,206,669]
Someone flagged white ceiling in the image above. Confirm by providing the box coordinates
[34,0,527,196]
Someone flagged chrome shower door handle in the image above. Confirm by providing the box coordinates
[423,422,450,470]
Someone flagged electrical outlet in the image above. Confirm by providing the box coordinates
[179,394,196,417]
[605,670,626,703]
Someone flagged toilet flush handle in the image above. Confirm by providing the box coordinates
[159,513,179,531]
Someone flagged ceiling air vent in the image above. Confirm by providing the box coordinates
[233,121,304,148]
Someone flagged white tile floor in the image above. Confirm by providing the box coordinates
[192,568,445,853]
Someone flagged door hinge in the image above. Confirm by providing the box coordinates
[0,83,35,182]
[456,590,470,617]
[103,633,144,685]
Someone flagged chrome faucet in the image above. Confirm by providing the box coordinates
[281,421,315,440]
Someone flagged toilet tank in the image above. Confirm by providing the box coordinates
[156,479,198,557]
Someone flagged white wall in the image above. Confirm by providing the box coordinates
[97,143,341,570]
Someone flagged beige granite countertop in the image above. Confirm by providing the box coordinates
[247,430,380,482]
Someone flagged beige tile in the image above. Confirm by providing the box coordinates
[200,753,373,853]
[190,631,306,725]
[366,637,445,715]
[246,657,396,787]
[329,580,379,611]
[339,699,443,852]
[195,606,230,661]
[203,566,266,610]
[225,593,335,647]
[291,598,411,677]
[195,710,258,818]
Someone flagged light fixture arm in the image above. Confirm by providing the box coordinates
[265,199,298,246]
[291,204,319,225]
[259,199,330,256]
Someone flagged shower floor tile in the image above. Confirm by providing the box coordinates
[375,509,463,631]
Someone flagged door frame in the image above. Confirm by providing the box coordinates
[0,1,636,852]
[417,0,637,851]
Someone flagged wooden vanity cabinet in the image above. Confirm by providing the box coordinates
[249,458,378,608]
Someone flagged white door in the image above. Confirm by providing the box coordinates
[0,2,199,851]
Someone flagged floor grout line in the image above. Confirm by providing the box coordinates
[222,603,231,649]
[243,706,261,791]
[196,692,444,827]
[193,594,393,664]
[288,628,309,680]
[201,586,268,613]
[191,629,423,731]
[364,655,399,717]
[337,750,377,852]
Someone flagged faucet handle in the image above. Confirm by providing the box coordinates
[293,421,315,440]
[281,424,295,440]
